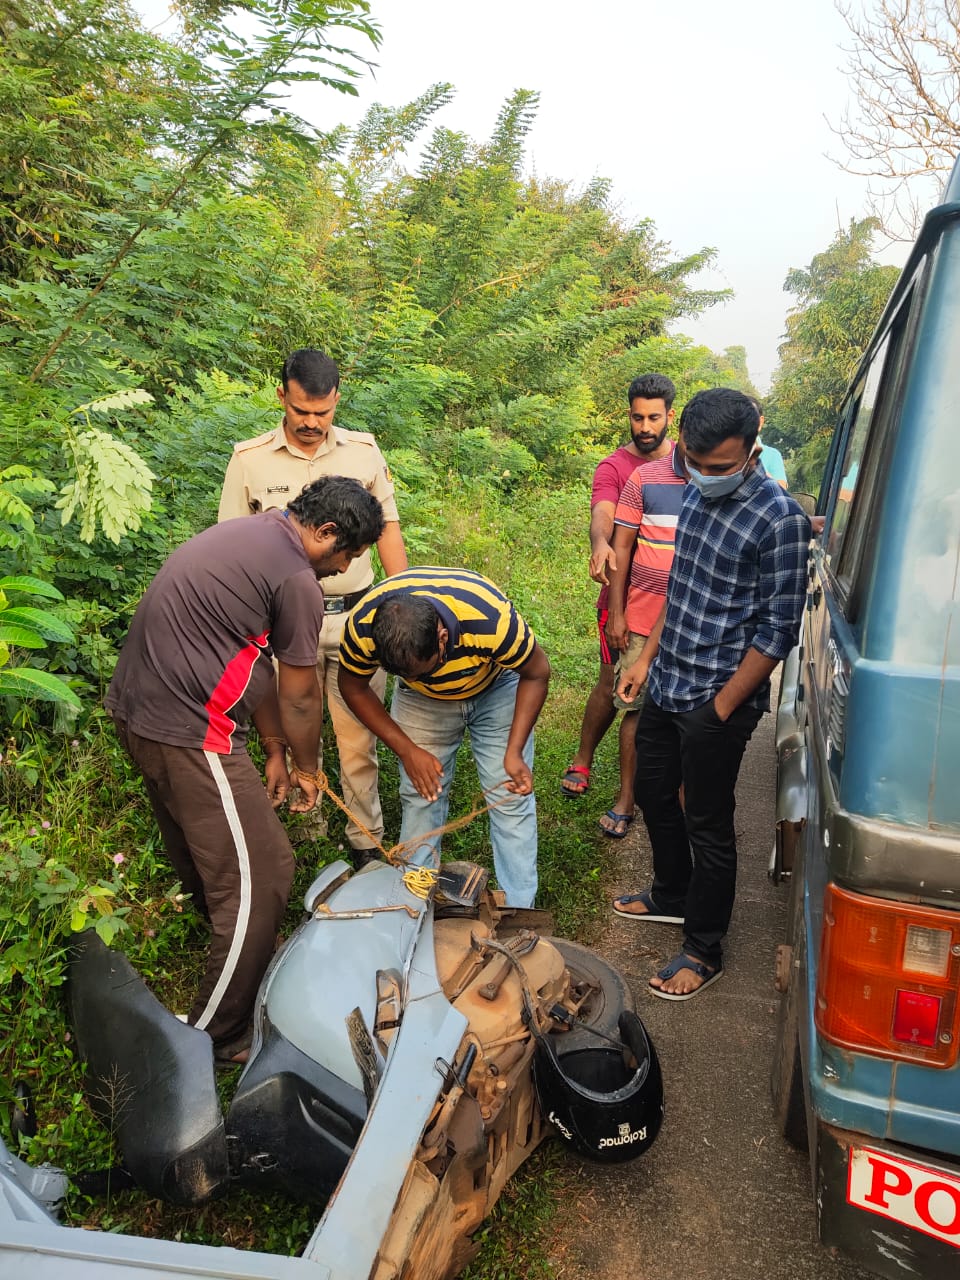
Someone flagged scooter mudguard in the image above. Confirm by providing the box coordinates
[68,931,228,1206]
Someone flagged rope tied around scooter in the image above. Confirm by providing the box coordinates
[291,765,520,898]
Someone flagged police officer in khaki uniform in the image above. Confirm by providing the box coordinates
[219,349,407,861]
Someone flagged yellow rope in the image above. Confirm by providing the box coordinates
[401,866,439,898]
[291,764,517,880]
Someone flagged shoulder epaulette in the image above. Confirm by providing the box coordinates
[333,425,378,447]
[233,429,277,453]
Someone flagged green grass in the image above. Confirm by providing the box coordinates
[462,1145,568,1280]
[0,478,622,1274]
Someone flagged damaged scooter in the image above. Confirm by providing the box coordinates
[0,856,662,1279]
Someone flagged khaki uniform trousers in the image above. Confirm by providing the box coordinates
[317,608,386,850]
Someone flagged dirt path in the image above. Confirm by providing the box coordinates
[545,705,873,1280]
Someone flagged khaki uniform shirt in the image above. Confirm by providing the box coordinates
[219,423,400,597]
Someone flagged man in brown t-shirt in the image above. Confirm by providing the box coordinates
[106,476,384,1062]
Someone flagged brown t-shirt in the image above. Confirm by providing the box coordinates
[106,511,324,752]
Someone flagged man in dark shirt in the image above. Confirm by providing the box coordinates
[106,476,384,1061]
[615,389,810,999]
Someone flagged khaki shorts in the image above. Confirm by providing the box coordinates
[613,632,648,712]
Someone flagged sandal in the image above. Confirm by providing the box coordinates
[213,1030,252,1068]
[215,1047,250,1069]
[560,764,590,798]
[612,889,683,923]
[648,952,724,1001]
[599,809,634,838]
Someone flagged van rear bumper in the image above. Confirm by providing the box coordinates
[816,1121,960,1278]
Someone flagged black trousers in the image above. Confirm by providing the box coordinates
[633,695,762,968]
[114,721,295,1052]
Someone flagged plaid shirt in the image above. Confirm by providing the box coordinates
[649,467,810,713]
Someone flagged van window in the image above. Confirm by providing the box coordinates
[825,283,916,616]
[827,335,888,575]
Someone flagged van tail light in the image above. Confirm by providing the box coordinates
[892,991,941,1047]
[816,884,960,1067]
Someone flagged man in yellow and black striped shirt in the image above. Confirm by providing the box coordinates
[338,568,550,906]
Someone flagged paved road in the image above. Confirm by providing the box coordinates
[547,699,874,1280]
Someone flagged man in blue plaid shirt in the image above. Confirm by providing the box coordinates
[613,388,810,999]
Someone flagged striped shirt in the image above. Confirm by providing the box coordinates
[590,444,668,611]
[340,568,536,699]
[613,449,687,636]
[649,468,810,713]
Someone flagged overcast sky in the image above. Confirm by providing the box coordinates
[143,0,914,390]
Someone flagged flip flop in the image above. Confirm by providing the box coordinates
[214,1031,252,1067]
[612,889,683,923]
[648,952,724,1001]
[599,809,634,839]
[560,765,591,798]
[215,1049,249,1070]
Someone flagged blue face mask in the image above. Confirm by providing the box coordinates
[686,456,752,501]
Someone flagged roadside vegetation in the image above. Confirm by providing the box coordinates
[762,217,900,493]
[0,0,903,1272]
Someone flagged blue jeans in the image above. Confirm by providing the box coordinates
[392,670,538,907]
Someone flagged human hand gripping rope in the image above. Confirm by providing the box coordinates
[288,760,520,901]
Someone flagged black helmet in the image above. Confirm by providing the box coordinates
[532,1010,663,1162]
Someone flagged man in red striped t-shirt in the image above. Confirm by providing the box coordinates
[561,374,676,826]
[106,476,383,1062]
[601,446,688,836]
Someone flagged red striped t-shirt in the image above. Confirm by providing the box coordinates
[613,451,687,636]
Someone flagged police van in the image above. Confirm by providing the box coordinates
[770,161,960,1278]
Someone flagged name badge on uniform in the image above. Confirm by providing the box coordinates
[266,485,290,494]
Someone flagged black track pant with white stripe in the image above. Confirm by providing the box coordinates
[114,722,295,1052]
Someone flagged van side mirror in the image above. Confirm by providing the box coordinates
[789,491,817,517]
